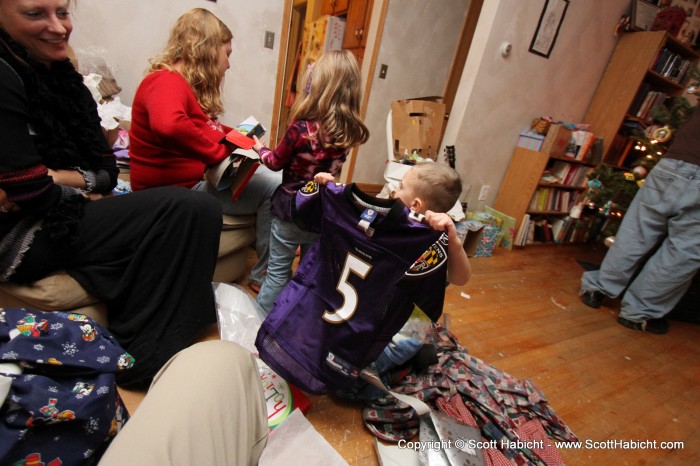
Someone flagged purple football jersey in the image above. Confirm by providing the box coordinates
[255,182,448,394]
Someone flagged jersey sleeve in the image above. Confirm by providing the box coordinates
[398,232,449,321]
[289,180,334,232]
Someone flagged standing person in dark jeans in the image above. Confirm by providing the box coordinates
[0,0,222,387]
[579,107,700,334]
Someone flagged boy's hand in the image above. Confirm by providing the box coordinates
[252,135,266,153]
[424,210,456,234]
[314,172,335,185]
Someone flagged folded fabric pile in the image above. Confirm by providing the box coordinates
[0,308,134,465]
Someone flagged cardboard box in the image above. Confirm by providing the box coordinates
[300,15,345,70]
[456,220,484,258]
[540,124,572,157]
[517,131,545,151]
[391,98,446,160]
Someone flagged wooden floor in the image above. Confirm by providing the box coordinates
[121,243,700,465]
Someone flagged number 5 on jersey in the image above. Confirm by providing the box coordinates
[323,253,373,324]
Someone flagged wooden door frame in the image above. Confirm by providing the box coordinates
[443,0,483,119]
[272,0,482,182]
[271,0,388,182]
[340,0,388,183]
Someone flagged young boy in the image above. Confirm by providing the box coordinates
[317,161,471,398]
[389,162,471,286]
[317,161,471,286]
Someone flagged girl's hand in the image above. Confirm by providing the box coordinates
[314,172,335,185]
[252,135,266,153]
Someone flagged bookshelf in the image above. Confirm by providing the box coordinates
[493,147,595,246]
[583,31,698,168]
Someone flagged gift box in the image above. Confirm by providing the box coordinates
[541,124,573,157]
[462,212,503,257]
[517,130,545,151]
[475,225,500,257]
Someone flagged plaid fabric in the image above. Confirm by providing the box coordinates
[362,396,419,442]
[516,419,565,466]
[363,323,577,464]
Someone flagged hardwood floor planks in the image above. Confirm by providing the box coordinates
[120,243,700,465]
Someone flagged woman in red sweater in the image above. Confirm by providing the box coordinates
[129,8,280,290]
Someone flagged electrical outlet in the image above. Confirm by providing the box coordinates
[478,185,490,201]
[264,31,275,49]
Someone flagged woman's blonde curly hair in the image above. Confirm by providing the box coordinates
[147,8,232,118]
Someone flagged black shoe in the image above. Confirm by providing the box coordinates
[617,316,669,335]
[580,289,606,309]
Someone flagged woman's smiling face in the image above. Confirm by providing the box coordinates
[0,0,73,67]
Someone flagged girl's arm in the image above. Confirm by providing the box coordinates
[252,121,305,171]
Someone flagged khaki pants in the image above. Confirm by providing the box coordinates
[99,340,268,466]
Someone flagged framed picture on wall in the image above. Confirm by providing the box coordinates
[631,0,661,31]
[529,0,570,58]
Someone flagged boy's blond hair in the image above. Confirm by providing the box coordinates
[410,163,462,213]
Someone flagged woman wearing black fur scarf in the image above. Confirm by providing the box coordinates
[0,0,222,388]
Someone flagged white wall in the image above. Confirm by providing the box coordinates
[441,0,631,210]
[70,0,632,212]
[70,0,282,130]
[351,0,469,185]
[353,0,630,211]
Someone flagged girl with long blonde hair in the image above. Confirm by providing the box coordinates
[129,8,281,292]
[252,49,369,313]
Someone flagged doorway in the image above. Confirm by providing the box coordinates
[271,0,484,182]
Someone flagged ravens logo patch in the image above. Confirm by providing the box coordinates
[299,180,319,196]
[407,233,448,276]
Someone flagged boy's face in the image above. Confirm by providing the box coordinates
[391,169,425,213]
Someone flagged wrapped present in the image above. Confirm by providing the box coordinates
[466,211,503,229]
[475,224,501,257]
[517,130,545,151]
[457,219,501,258]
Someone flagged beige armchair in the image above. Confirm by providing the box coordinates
[0,214,255,326]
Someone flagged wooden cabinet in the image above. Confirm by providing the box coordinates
[342,0,373,58]
[319,0,373,61]
[321,0,349,16]
[583,31,698,168]
[494,148,595,245]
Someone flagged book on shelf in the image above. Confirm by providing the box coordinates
[654,50,692,83]
[636,91,669,120]
[515,214,530,247]
[206,116,266,200]
[570,130,595,161]
[629,82,652,116]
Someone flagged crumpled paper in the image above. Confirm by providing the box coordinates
[259,409,348,466]
[214,282,265,353]
[98,97,131,130]
[83,73,131,131]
